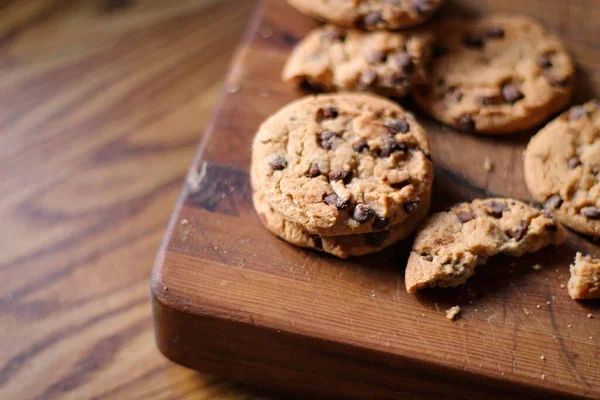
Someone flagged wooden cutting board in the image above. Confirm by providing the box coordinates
[151,1,600,398]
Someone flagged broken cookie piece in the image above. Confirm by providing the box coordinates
[568,252,600,300]
[405,198,566,293]
[446,306,461,320]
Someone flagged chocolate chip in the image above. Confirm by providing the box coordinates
[319,131,340,149]
[543,210,554,219]
[363,12,383,28]
[353,204,375,223]
[328,170,353,184]
[366,50,387,64]
[581,207,600,219]
[404,201,419,215]
[359,70,378,89]
[306,163,321,178]
[421,253,434,262]
[530,201,543,210]
[352,139,369,153]
[568,157,581,170]
[365,230,390,247]
[317,107,338,121]
[382,72,409,88]
[457,115,475,132]
[378,136,406,157]
[393,52,414,73]
[322,28,346,42]
[486,201,507,218]
[385,119,410,134]
[537,54,553,68]
[323,193,349,209]
[412,0,433,15]
[310,235,323,249]
[391,180,411,190]
[507,220,529,241]
[486,26,505,39]
[269,156,287,171]
[433,43,449,58]
[546,74,570,87]
[569,106,587,121]
[502,83,524,103]
[372,216,390,230]
[436,78,446,87]
[478,94,502,106]
[462,33,484,49]
[544,195,563,210]
[457,211,474,223]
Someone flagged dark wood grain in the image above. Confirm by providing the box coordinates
[153,0,600,399]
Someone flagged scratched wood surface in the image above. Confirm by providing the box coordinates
[0,0,294,399]
[153,0,600,399]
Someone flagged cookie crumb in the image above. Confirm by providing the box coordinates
[541,374,546,381]
[587,313,593,319]
[446,306,461,320]
[259,89,270,98]
[567,324,572,328]
[483,157,494,172]
[259,26,273,39]
[546,301,551,305]
[536,304,541,309]
[180,219,189,225]
[522,307,532,316]
[164,286,168,291]
[227,85,241,95]
[560,283,566,289]
[532,264,542,271]
[540,355,545,360]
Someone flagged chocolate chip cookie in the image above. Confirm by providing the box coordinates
[413,14,574,134]
[568,252,600,300]
[251,93,433,236]
[253,189,430,258]
[286,0,443,30]
[524,101,600,238]
[283,25,433,98]
[405,198,565,293]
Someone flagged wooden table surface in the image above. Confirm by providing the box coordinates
[0,1,282,398]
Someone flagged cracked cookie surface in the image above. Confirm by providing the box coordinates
[250,93,433,236]
[283,25,433,98]
[286,0,443,30]
[413,14,574,134]
[253,189,430,258]
[568,252,600,300]
[524,101,600,238]
[405,198,565,293]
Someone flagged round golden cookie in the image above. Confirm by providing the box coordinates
[283,25,433,98]
[413,14,574,134]
[253,189,430,258]
[524,101,600,238]
[250,93,433,237]
[286,0,444,30]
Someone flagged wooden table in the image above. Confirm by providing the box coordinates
[0,1,280,398]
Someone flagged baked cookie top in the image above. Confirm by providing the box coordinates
[286,0,443,30]
[568,252,600,300]
[413,14,574,134]
[251,93,433,236]
[405,198,565,293]
[252,188,430,258]
[283,25,433,98]
[524,101,600,238]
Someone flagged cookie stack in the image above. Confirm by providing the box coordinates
[250,93,433,258]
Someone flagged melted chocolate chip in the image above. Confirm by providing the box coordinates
[359,70,378,88]
[412,0,433,15]
[393,52,414,73]
[486,26,505,39]
[457,115,475,132]
[372,216,390,230]
[457,211,474,223]
[365,230,390,247]
[306,163,321,178]
[363,12,383,28]
[462,33,484,49]
[352,139,369,153]
[353,204,375,223]
[328,170,353,184]
[269,156,287,171]
[544,195,563,210]
[581,207,600,219]
[321,28,346,42]
[478,94,502,106]
[404,201,419,215]
[317,107,338,121]
[378,136,406,157]
[365,50,387,64]
[323,193,349,209]
[546,74,570,87]
[543,210,554,219]
[568,157,581,170]
[507,220,529,241]
[486,201,507,218]
[385,119,410,134]
[319,131,340,149]
[537,54,553,68]
[530,201,544,210]
[436,78,446,87]
[382,72,408,88]
[502,83,524,103]
[569,106,587,121]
